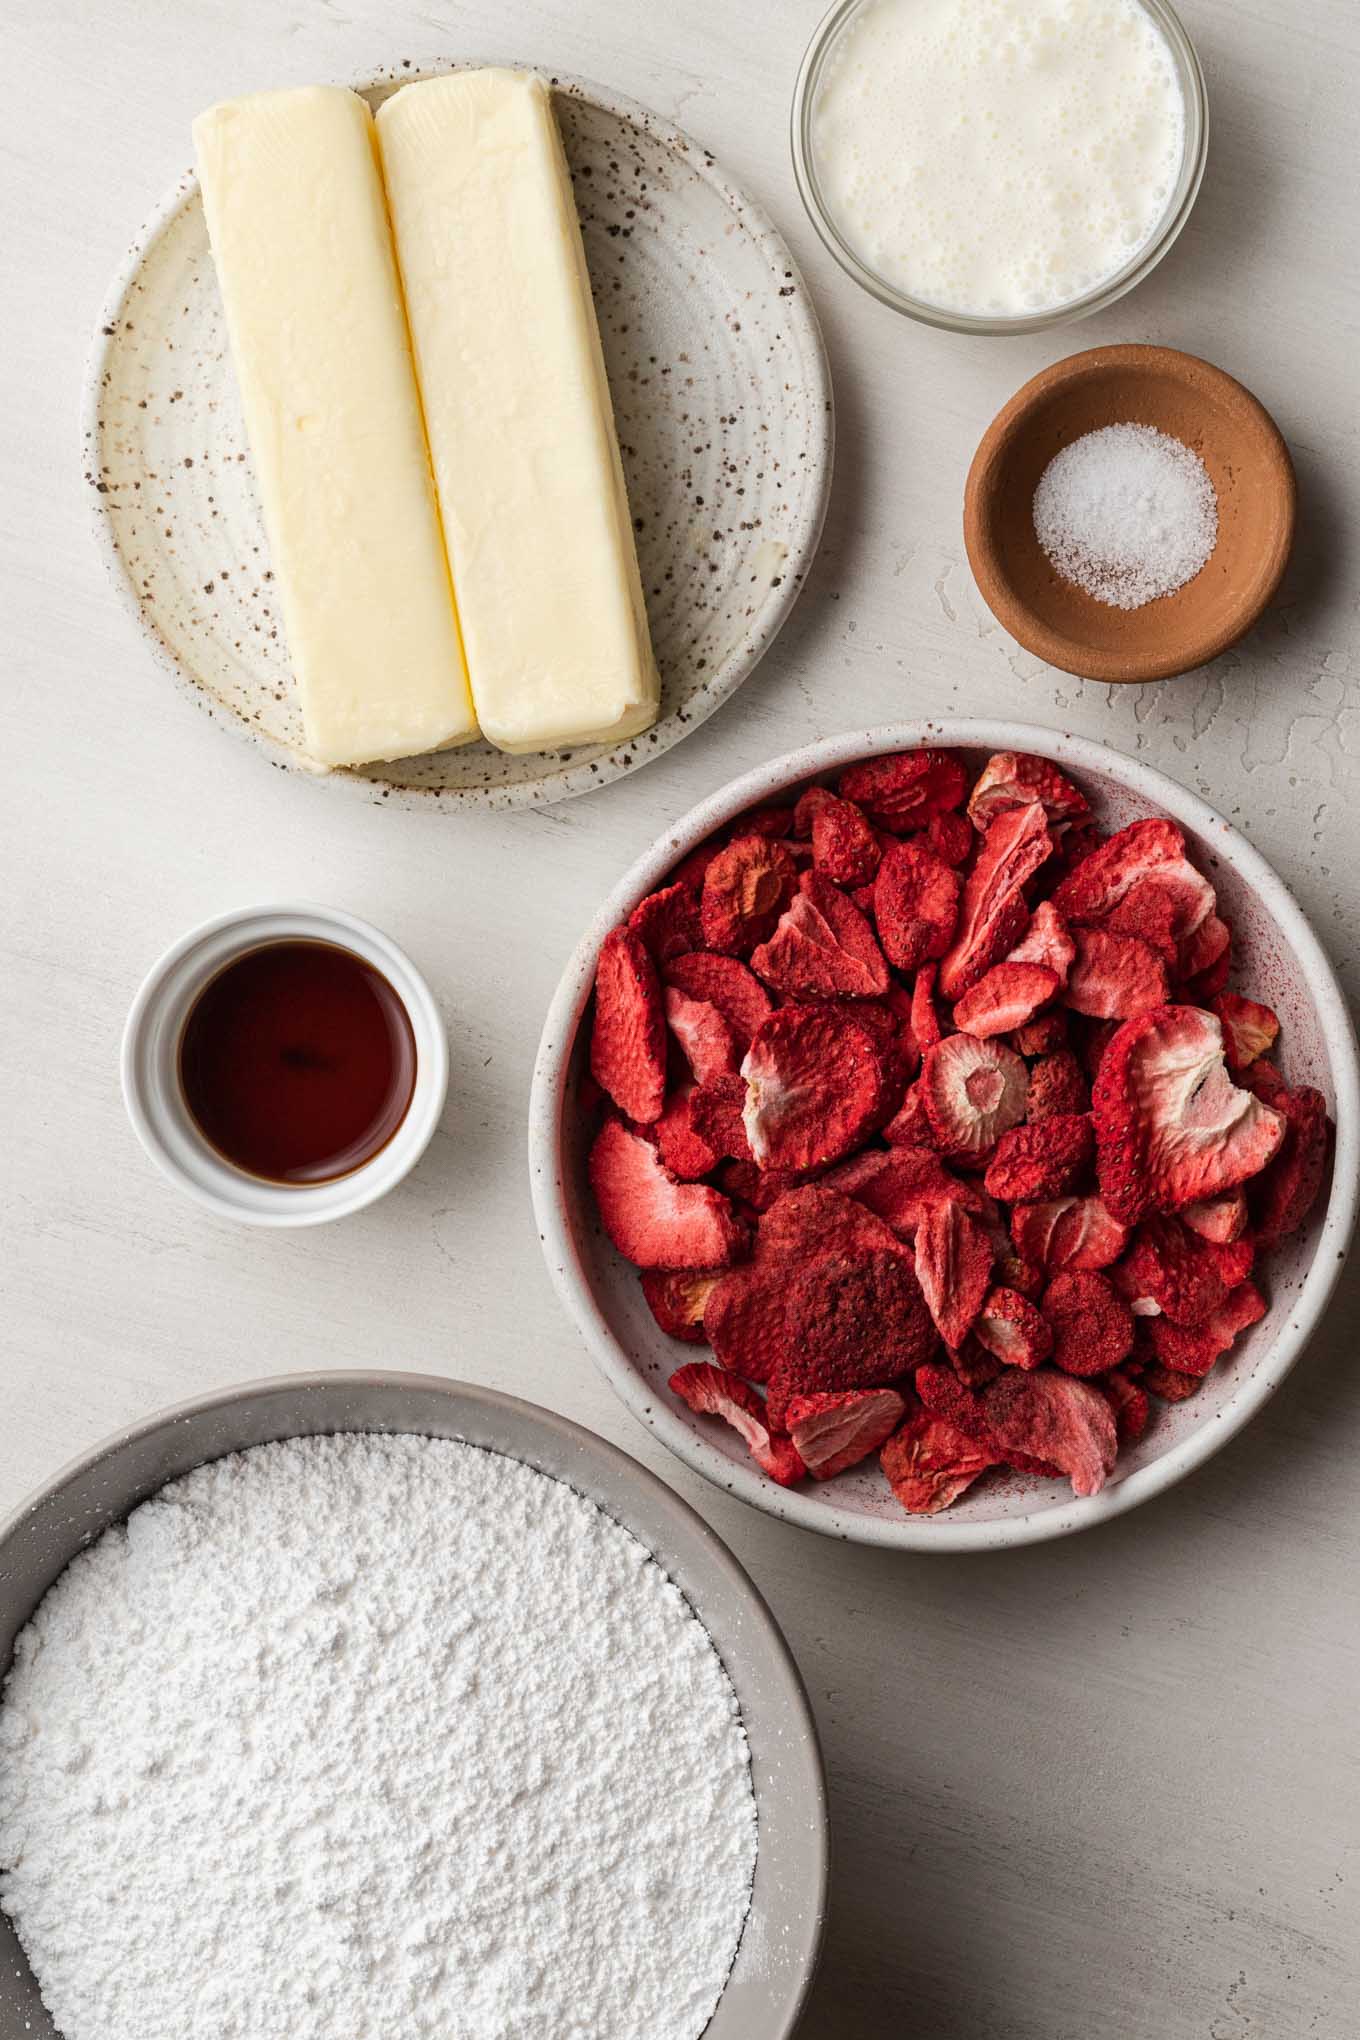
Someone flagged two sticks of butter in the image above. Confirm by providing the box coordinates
[193,74,660,769]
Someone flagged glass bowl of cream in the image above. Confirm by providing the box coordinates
[791,0,1208,335]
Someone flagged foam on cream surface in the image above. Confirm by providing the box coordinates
[811,0,1186,317]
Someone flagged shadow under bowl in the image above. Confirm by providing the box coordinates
[964,345,1296,683]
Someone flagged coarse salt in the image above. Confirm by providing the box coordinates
[0,1433,757,2040]
[1033,422,1218,610]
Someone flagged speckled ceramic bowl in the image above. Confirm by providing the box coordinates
[529,722,1359,1551]
[82,64,833,811]
[0,1373,826,2039]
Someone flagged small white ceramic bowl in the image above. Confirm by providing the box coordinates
[530,722,1359,1551]
[121,905,448,1225]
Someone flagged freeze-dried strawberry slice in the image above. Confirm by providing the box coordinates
[1180,1188,1248,1243]
[1179,910,1232,985]
[967,751,1091,831]
[656,1085,722,1180]
[980,1370,1118,1498]
[1004,901,1076,985]
[1142,1361,1205,1401]
[973,1286,1053,1370]
[1011,1195,1129,1272]
[1121,1215,1232,1327]
[742,1007,896,1171]
[1043,1270,1134,1375]
[640,1269,718,1342]
[1180,921,1232,1001]
[883,1080,934,1148]
[1026,1049,1089,1122]
[714,1159,811,1212]
[939,803,1054,1000]
[954,962,1061,1038]
[914,1201,993,1348]
[767,1247,936,1425]
[920,1034,1029,1158]
[792,784,835,838]
[1147,1281,1267,1375]
[703,1262,797,1384]
[914,1363,999,1447]
[1093,1005,1287,1223]
[983,1113,1093,1202]
[688,1075,753,1164]
[1210,993,1280,1072]
[751,871,890,1000]
[759,1184,905,1263]
[822,1145,993,1240]
[728,803,795,842]
[994,1251,1045,1301]
[701,835,797,955]
[1015,1011,1070,1057]
[668,1364,805,1486]
[1101,881,1183,967]
[628,881,704,963]
[664,986,739,1084]
[873,842,962,972]
[589,1119,749,1269]
[806,791,882,887]
[838,749,968,831]
[787,1388,907,1479]
[882,1414,998,1514]
[1065,928,1169,1021]
[590,926,669,1124]
[911,963,944,1052]
[1051,818,1215,947]
[926,809,975,866]
[662,952,773,1053]
[1102,1367,1150,1446]
[1252,1083,1330,1244]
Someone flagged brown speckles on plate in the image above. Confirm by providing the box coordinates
[85,64,833,812]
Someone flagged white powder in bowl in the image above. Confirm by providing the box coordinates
[0,1434,758,2040]
[1032,422,1218,610]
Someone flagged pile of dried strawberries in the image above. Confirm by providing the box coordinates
[582,749,1332,1514]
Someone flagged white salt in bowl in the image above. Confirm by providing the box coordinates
[0,1374,826,2039]
[529,722,1359,1551]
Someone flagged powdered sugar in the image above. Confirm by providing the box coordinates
[0,1433,757,2040]
[1033,422,1218,610]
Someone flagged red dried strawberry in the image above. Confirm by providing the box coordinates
[792,785,835,837]
[983,1114,1093,1202]
[787,1388,907,1479]
[1026,1049,1089,1122]
[1121,1214,1233,1327]
[1015,1011,1070,1057]
[1092,1005,1287,1223]
[1208,993,1279,1072]
[1179,909,1232,985]
[1101,881,1183,967]
[728,803,795,841]
[628,881,704,963]
[954,962,1061,1038]
[1065,927,1169,1021]
[1005,900,1076,984]
[1251,1084,1331,1245]
[701,836,797,955]
[664,985,738,1085]
[822,1145,993,1240]
[925,809,975,866]
[662,952,773,1053]
[967,751,1091,830]
[767,1247,936,1425]
[1147,1281,1266,1375]
[1051,818,1216,957]
[911,963,944,1052]
[920,1034,1028,1158]
[640,1269,719,1342]
[873,842,962,972]
[1042,1269,1134,1375]
[742,1006,897,1171]
[589,1119,749,1269]
[1180,921,1233,1001]
[914,1362,1001,1446]
[1011,1195,1129,1272]
[882,1413,997,1513]
[806,792,882,886]
[688,1075,753,1164]
[668,1363,805,1485]
[1179,1188,1248,1243]
[751,871,890,1000]
[669,838,725,894]
[838,749,968,831]
[1143,1361,1205,1401]
[994,1251,1045,1301]
[973,1286,1053,1370]
[714,1159,811,1212]
[590,926,668,1124]
[914,1201,994,1348]
[883,1080,934,1148]
[655,1085,722,1180]
[979,1370,1118,1497]
[1102,1367,1150,1446]
[939,803,1054,1000]
[758,1184,904,1262]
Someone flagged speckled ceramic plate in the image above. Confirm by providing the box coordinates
[83,65,833,811]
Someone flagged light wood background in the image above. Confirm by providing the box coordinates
[3,2,1357,2033]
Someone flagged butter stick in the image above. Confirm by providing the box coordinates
[376,71,660,755]
[194,86,477,768]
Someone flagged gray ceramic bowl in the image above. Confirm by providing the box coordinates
[0,1373,826,2040]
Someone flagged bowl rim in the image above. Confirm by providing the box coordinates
[0,1369,829,2039]
[528,719,1359,1552]
[963,344,1298,682]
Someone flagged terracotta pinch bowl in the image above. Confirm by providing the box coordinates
[964,344,1296,684]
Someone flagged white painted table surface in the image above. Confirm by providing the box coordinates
[3,1,1357,2033]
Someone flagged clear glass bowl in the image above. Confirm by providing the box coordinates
[791,0,1209,336]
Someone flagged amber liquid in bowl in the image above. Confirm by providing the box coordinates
[177,940,417,1185]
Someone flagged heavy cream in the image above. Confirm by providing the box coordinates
[810,0,1186,318]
